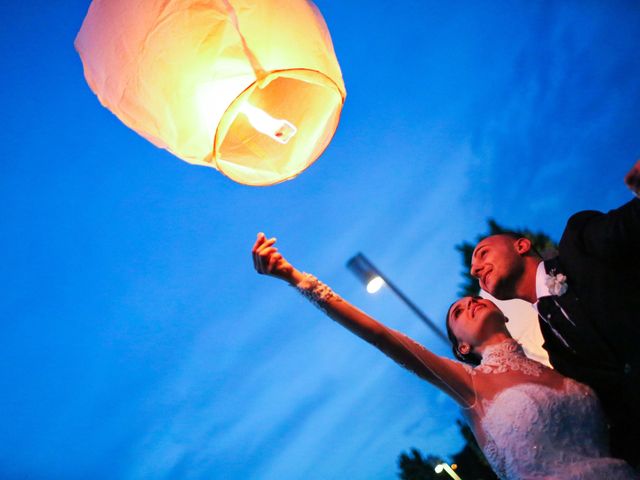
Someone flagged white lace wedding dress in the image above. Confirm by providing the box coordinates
[466,340,637,479]
[294,275,637,480]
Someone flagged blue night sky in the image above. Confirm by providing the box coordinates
[1,1,639,479]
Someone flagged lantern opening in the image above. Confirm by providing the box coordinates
[214,69,344,186]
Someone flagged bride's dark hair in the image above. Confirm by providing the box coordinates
[445,302,482,366]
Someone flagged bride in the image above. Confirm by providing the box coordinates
[252,233,637,479]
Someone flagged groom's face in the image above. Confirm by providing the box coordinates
[470,234,525,299]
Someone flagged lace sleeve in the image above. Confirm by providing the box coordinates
[293,272,341,312]
[293,273,476,408]
[386,328,477,408]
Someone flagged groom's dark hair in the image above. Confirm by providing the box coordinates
[445,302,482,366]
[478,231,544,259]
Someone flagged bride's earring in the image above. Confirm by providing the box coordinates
[504,316,509,323]
[458,343,471,355]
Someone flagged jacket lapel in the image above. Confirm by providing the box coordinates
[538,258,618,368]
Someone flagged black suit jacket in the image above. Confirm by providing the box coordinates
[536,197,640,465]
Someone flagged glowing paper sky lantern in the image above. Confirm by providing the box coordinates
[75,0,346,186]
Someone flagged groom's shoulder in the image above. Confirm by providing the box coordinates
[560,208,604,243]
[563,210,602,236]
[563,198,640,232]
[559,198,640,249]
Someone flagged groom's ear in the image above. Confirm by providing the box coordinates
[514,237,532,255]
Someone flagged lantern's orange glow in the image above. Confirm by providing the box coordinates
[75,0,346,186]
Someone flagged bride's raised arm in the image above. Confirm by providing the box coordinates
[252,233,476,408]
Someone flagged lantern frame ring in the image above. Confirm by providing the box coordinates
[212,68,346,186]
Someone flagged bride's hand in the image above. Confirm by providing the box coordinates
[252,232,298,283]
[624,159,640,197]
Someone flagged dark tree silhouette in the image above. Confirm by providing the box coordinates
[397,420,499,480]
[449,420,498,480]
[455,218,558,297]
[397,448,442,480]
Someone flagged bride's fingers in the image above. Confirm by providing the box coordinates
[252,248,261,272]
[259,247,277,261]
[260,254,277,275]
[252,234,282,275]
[252,236,265,269]
[253,232,269,248]
[256,245,277,264]
[256,250,272,274]
[252,236,265,271]
[253,234,269,252]
[256,237,276,255]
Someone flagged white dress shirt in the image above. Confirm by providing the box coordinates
[534,260,553,303]
[480,265,552,367]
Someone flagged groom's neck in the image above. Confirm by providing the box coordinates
[514,257,543,304]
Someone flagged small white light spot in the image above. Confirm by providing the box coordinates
[366,276,385,294]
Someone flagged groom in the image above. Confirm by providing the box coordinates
[468,160,640,467]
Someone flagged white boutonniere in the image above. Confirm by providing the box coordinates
[545,270,568,296]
